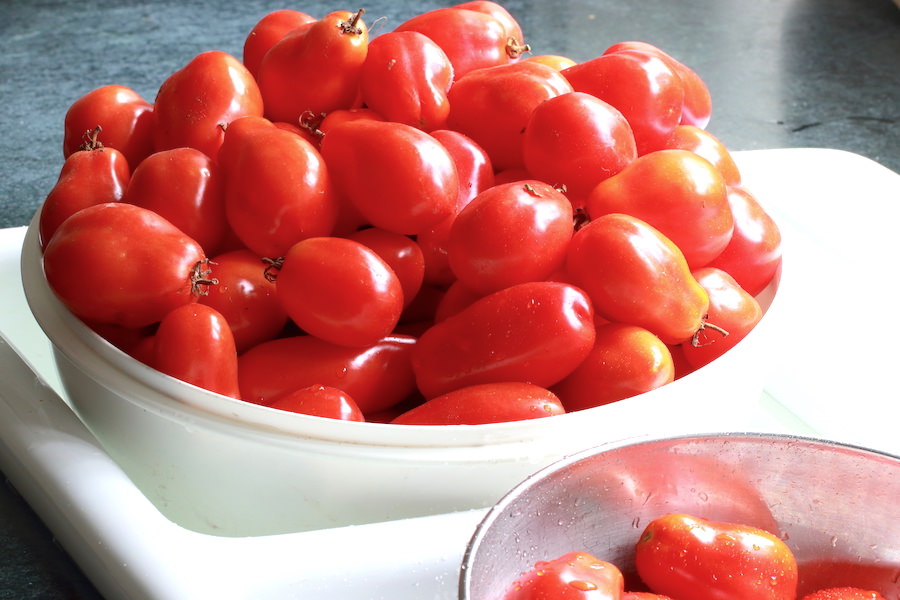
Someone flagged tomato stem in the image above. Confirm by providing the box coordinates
[262,256,284,283]
[506,37,531,60]
[691,320,729,347]
[340,8,366,35]
[190,259,218,296]
[78,126,104,152]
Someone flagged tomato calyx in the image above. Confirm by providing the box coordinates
[299,110,326,140]
[77,125,105,151]
[339,8,366,35]
[190,259,219,296]
[691,318,729,348]
[262,256,284,283]
[505,36,530,59]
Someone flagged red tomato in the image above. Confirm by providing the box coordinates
[391,382,564,425]
[634,513,798,600]
[454,1,525,53]
[39,128,130,248]
[43,203,206,328]
[152,303,241,399]
[222,121,339,258]
[705,186,783,296]
[347,227,425,308]
[523,54,577,71]
[680,267,763,369]
[359,31,454,131]
[563,51,684,155]
[317,107,385,139]
[622,594,674,600]
[198,249,288,353]
[662,124,742,187]
[565,213,709,345]
[433,279,485,322]
[801,588,887,600]
[448,180,574,294]
[586,149,733,269]
[63,85,154,167]
[319,120,458,235]
[503,551,625,600]
[274,237,404,348]
[267,384,365,421]
[522,91,638,200]
[242,9,316,79]
[123,147,229,256]
[153,50,263,158]
[552,323,674,411]
[237,334,416,414]
[412,281,596,398]
[257,10,368,124]
[447,60,573,171]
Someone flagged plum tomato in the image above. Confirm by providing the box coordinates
[623,594,675,600]
[347,227,425,308]
[634,513,798,600]
[391,382,564,425]
[503,551,625,600]
[267,385,365,422]
[800,588,888,600]
[242,9,316,79]
[662,124,742,187]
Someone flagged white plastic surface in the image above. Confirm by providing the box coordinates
[0,148,898,598]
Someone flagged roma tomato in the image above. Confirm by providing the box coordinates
[565,213,709,345]
[39,128,130,248]
[274,237,404,348]
[447,60,573,171]
[242,9,316,79]
[347,227,425,308]
[359,31,454,131]
[662,124,742,187]
[43,202,207,328]
[504,551,625,600]
[680,267,763,369]
[634,513,798,600]
[563,51,684,155]
[411,281,596,398]
[237,334,417,414]
[267,385,365,422]
[391,382,564,425]
[522,91,638,200]
[623,594,674,600]
[706,186,782,296]
[198,248,288,353]
[153,50,263,158]
[319,120,458,235]
[586,149,733,269]
[123,147,229,256]
[63,84,154,167]
[801,588,887,600]
[447,180,574,294]
[153,303,241,399]
[257,10,368,124]
[551,323,674,411]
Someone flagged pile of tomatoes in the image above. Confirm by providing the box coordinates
[38,2,782,425]
[503,513,888,600]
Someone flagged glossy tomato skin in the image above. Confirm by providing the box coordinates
[566,213,709,345]
[153,50,263,158]
[43,202,206,328]
[320,120,459,235]
[347,227,425,308]
[242,9,316,79]
[237,334,417,414]
[63,85,154,167]
[448,180,574,294]
[391,382,563,425]
[152,303,241,399]
[586,149,733,269]
[412,281,596,398]
[634,513,798,600]
[663,124,742,187]
[552,323,674,411]
[622,594,674,600]
[523,91,638,200]
[504,551,625,600]
[198,249,288,353]
[267,385,365,421]
[275,237,404,348]
[359,31,454,131]
[800,588,887,600]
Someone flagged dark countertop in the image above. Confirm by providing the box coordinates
[1,1,898,597]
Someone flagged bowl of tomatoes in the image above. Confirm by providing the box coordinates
[22,4,785,537]
[460,432,900,600]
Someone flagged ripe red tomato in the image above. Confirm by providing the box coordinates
[237,334,416,414]
[634,513,798,600]
[586,149,733,269]
[662,124,742,187]
[319,120,459,235]
[411,281,596,398]
[43,202,206,328]
[523,54,578,71]
[267,385,365,421]
[801,588,887,600]
[391,382,564,425]
[242,9,316,79]
[552,323,674,411]
[63,85,154,167]
[39,129,130,248]
[503,551,625,600]
[622,594,673,600]
[347,227,426,308]
[566,213,709,345]
[359,31,454,131]
[152,303,241,399]
[257,10,368,123]
[522,91,638,200]
[447,180,574,294]
[153,50,263,158]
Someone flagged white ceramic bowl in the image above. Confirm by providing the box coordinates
[21,210,783,537]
